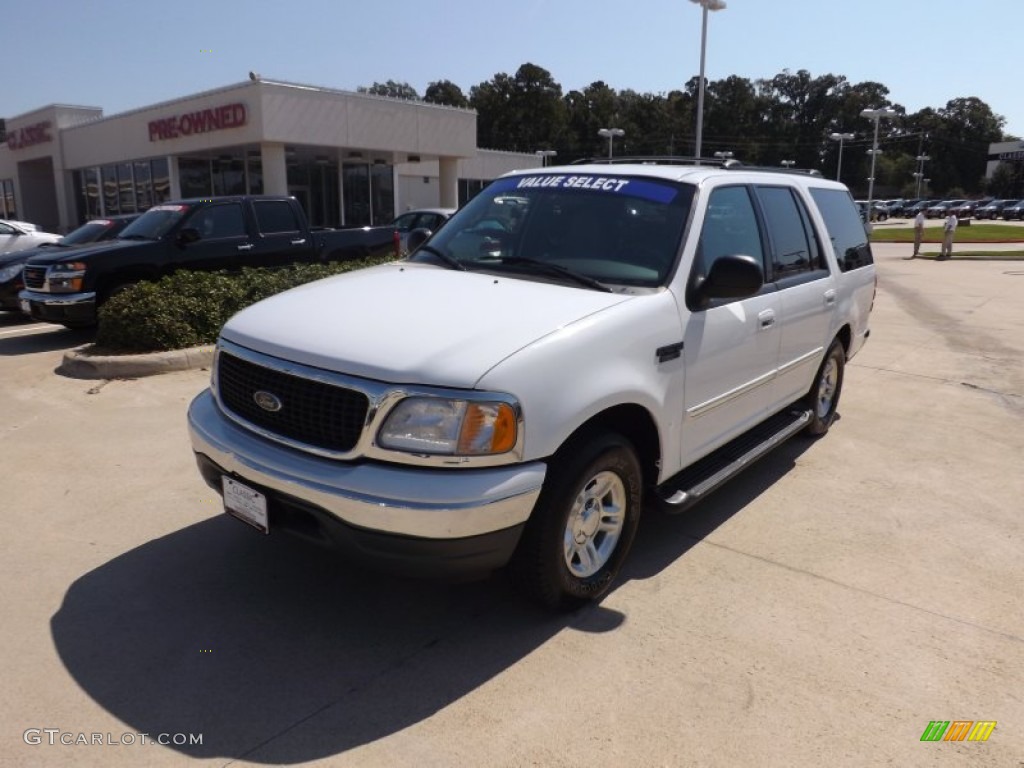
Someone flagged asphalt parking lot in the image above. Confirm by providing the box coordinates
[1,243,1022,767]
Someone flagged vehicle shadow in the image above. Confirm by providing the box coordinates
[0,314,92,355]
[50,433,816,763]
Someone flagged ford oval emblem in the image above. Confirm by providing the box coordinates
[253,390,283,412]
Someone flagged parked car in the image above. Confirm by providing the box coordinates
[19,196,398,328]
[0,219,60,255]
[188,160,876,609]
[975,199,1015,220]
[0,214,139,313]
[856,200,888,222]
[925,200,966,219]
[905,200,937,217]
[1002,200,1024,220]
[392,207,455,254]
[953,200,988,218]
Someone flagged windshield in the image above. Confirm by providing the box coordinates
[118,205,191,240]
[412,174,694,288]
[59,220,116,245]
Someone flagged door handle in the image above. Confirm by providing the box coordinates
[824,289,836,306]
[290,239,306,245]
[758,309,776,329]
[237,244,254,251]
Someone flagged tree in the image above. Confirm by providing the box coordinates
[470,63,567,152]
[423,80,469,108]
[358,80,420,100]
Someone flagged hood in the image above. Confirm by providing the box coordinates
[221,262,634,388]
[22,238,143,266]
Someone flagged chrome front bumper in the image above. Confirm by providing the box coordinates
[187,389,545,540]
[18,289,97,306]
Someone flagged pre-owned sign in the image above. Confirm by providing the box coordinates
[148,103,246,142]
[7,121,53,150]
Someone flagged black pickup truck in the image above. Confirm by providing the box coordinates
[19,195,396,328]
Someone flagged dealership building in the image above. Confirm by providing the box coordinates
[0,78,541,233]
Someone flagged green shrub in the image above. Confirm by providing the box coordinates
[95,255,394,353]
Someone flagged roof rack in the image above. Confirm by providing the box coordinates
[570,155,737,167]
[568,155,823,176]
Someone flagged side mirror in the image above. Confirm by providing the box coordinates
[406,227,432,254]
[692,253,763,307]
[177,227,201,245]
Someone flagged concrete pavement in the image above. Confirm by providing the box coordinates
[1,244,1021,767]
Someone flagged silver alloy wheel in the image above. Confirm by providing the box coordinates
[816,356,838,418]
[563,470,626,578]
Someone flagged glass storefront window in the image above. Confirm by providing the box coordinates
[134,161,153,211]
[246,155,263,195]
[151,158,170,204]
[370,163,395,225]
[179,157,211,198]
[342,163,370,226]
[101,166,118,215]
[0,179,16,220]
[117,163,135,213]
[213,155,245,196]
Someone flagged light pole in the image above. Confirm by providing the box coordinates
[689,0,727,163]
[860,107,896,218]
[535,149,557,168]
[598,128,625,160]
[781,159,796,169]
[914,154,930,198]
[713,150,734,162]
[828,132,854,181]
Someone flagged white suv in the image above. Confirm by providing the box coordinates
[188,160,876,609]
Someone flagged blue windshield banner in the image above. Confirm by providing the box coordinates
[489,175,678,203]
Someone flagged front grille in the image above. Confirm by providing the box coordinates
[217,351,369,453]
[22,265,47,290]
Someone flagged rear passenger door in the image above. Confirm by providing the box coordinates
[753,185,835,411]
[251,199,315,266]
[680,185,781,466]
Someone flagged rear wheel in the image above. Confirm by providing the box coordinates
[511,432,643,610]
[804,339,845,436]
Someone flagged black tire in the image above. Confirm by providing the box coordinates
[804,339,845,436]
[510,432,643,611]
[101,281,136,303]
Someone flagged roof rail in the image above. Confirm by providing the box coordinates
[569,155,737,167]
[724,164,824,177]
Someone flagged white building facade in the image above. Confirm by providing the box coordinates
[0,79,540,232]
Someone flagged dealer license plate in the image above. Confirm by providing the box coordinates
[222,476,269,534]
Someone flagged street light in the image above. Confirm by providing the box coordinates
[860,107,896,218]
[689,0,727,164]
[713,150,734,162]
[535,149,557,168]
[781,160,796,169]
[914,154,930,198]
[598,128,625,160]
[828,132,855,181]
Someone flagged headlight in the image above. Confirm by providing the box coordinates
[378,397,518,456]
[48,262,87,293]
[0,264,22,282]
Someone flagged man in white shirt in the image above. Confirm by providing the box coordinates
[940,212,958,260]
[912,211,925,258]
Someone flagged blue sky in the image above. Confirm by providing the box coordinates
[7,0,1021,138]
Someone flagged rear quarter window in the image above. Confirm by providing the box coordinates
[808,188,874,272]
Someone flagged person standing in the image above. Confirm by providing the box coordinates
[940,211,958,260]
[912,211,925,258]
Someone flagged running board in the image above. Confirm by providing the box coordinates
[657,409,812,513]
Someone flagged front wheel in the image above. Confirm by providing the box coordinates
[511,432,643,610]
[804,339,845,436]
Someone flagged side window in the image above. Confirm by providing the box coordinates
[0,223,15,235]
[754,186,821,278]
[808,188,874,272]
[393,212,417,231]
[696,185,765,278]
[189,203,246,239]
[254,200,301,234]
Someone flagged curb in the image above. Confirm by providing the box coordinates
[58,344,215,379]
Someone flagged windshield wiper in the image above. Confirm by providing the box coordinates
[413,245,466,271]
[482,257,611,292]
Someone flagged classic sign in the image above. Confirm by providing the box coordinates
[6,121,53,151]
